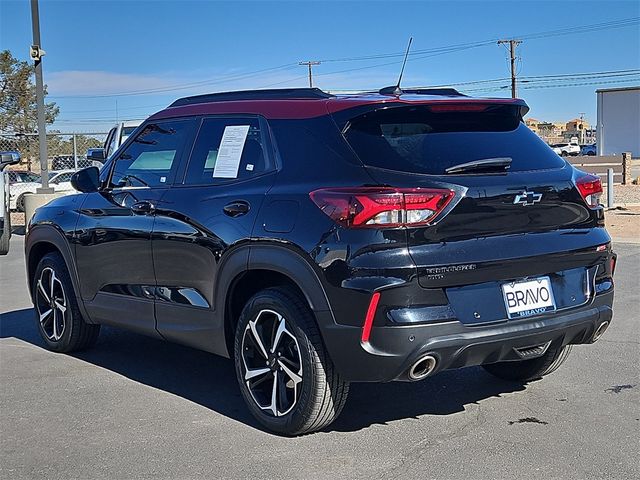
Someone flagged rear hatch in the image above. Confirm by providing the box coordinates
[336,100,610,324]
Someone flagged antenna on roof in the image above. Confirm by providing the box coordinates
[379,37,413,96]
[396,36,413,93]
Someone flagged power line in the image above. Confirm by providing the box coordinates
[463,77,640,94]
[46,16,639,100]
[53,69,639,122]
[424,69,640,89]
[317,17,639,63]
[48,63,299,99]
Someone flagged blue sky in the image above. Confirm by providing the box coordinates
[1,0,639,132]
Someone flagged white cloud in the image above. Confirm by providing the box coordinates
[45,67,425,98]
[46,70,188,96]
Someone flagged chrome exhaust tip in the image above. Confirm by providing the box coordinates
[408,355,437,381]
[592,321,609,342]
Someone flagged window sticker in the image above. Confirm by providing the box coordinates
[212,125,250,178]
[245,164,254,171]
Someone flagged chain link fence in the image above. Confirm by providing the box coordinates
[1,132,108,225]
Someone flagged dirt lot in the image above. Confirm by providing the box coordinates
[605,206,640,243]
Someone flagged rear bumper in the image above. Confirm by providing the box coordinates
[320,287,613,382]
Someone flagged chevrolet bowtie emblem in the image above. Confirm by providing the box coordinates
[513,191,542,206]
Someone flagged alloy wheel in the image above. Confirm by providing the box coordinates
[35,267,67,341]
[241,309,303,417]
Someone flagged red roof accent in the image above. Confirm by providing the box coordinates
[149,94,527,121]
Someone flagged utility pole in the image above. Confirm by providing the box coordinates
[497,39,522,99]
[30,0,51,192]
[299,61,320,88]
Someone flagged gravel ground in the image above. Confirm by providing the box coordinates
[603,185,640,205]
[605,206,640,244]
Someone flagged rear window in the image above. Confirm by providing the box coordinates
[343,105,565,174]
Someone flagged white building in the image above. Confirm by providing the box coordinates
[596,86,639,156]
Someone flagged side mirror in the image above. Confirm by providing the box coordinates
[87,148,106,162]
[0,151,21,171]
[71,166,100,193]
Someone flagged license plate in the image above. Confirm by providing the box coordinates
[502,276,556,319]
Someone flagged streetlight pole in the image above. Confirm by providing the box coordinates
[30,0,51,192]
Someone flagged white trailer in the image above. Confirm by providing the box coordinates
[596,86,640,157]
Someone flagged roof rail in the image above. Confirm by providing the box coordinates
[169,88,333,107]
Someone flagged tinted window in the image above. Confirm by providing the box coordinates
[111,120,193,188]
[184,117,269,185]
[343,106,565,174]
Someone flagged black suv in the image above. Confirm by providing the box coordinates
[25,88,615,435]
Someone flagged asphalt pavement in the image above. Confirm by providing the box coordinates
[1,234,638,480]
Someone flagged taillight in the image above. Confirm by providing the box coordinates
[575,174,602,208]
[310,187,455,228]
[610,256,616,276]
[361,292,381,343]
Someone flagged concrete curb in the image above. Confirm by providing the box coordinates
[611,238,640,245]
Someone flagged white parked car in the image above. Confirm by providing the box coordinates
[1,151,21,255]
[8,169,77,212]
[87,120,142,163]
[550,143,581,156]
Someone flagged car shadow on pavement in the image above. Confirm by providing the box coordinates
[1,307,526,434]
[328,368,526,433]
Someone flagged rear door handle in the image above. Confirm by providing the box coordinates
[131,200,155,215]
[223,200,250,217]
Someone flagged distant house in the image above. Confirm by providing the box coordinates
[564,118,590,144]
[524,117,540,134]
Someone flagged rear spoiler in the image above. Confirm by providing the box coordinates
[333,99,530,133]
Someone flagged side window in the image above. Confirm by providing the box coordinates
[184,117,270,185]
[110,120,193,188]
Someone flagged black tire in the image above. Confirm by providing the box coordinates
[32,252,100,353]
[560,151,568,157]
[16,194,26,213]
[0,213,10,255]
[234,286,349,435]
[483,344,572,382]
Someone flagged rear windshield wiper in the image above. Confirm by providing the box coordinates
[445,157,512,174]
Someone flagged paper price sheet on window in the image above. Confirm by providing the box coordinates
[212,125,250,178]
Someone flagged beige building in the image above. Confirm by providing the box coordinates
[525,116,592,145]
[565,118,591,144]
[524,117,540,134]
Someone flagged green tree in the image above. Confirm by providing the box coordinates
[0,49,59,133]
[0,49,59,168]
